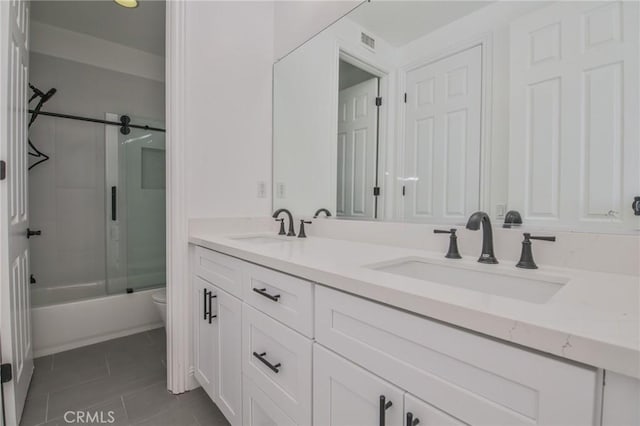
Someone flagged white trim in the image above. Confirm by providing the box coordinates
[166,0,194,394]
[30,20,165,82]
[336,45,392,221]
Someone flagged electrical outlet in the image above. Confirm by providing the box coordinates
[257,181,266,198]
[496,203,506,219]
[276,182,286,199]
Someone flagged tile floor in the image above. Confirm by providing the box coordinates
[20,329,230,426]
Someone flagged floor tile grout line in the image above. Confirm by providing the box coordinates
[120,394,129,423]
[44,393,49,422]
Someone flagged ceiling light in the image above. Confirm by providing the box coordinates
[114,0,138,8]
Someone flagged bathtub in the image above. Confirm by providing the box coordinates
[31,286,163,357]
[31,281,107,307]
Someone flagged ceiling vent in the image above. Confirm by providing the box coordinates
[360,32,375,51]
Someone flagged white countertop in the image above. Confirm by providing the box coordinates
[189,225,640,379]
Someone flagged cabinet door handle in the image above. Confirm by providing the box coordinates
[203,289,209,320]
[208,292,217,324]
[406,412,420,426]
[252,287,281,302]
[252,351,281,373]
[379,395,393,426]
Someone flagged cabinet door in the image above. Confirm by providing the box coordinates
[404,394,465,426]
[193,276,218,401]
[215,287,243,426]
[243,375,297,426]
[314,344,403,426]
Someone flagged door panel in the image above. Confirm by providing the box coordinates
[509,1,639,231]
[337,77,378,219]
[404,45,482,223]
[216,287,242,426]
[193,276,217,400]
[0,1,33,424]
[313,344,403,426]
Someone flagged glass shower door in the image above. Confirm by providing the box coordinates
[106,114,166,295]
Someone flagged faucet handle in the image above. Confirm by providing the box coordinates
[516,233,555,269]
[528,234,556,242]
[275,218,286,235]
[298,220,312,238]
[433,229,462,259]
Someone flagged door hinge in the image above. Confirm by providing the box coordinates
[404,93,407,103]
[402,185,406,196]
[373,187,381,196]
[1,363,12,383]
[0,160,6,180]
[375,97,382,107]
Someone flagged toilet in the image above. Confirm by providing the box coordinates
[152,289,167,326]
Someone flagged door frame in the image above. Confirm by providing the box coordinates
[335,45,391,221]
[397,32,494,221]
[165,0,196,393]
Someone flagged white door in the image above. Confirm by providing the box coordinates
[215,287,242,426]
[0,1,33,424]
[337,77,378,219]
[509,1,639,232]
[193,276,217,400]
[403,45,482,223]
[313,344,403,426]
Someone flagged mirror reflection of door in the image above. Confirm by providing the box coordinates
[404,45,482,224]
[337,60,379,219]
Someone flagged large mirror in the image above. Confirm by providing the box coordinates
[273,1,640,233]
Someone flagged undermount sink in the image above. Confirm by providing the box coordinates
[230,235,293,244]
[369,257,569,303]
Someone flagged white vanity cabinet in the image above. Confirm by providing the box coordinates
[190,245,619,426]
[315,285,598,425]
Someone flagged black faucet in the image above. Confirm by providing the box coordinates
[272,209,296,237]
[313,208,332,218]
[466,211,498,264]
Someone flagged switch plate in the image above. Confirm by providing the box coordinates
[496,204,506,219]
[257,181,266,198]
[276,182,286,199]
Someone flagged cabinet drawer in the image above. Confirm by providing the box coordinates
[194,246,243,298]
[242,262,313,337]
[242,375,297,426]
[315,286,597,426]
[242,304,312,425]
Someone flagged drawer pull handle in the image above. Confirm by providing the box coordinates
[252,287,281,302]
[208,292,217,324]
[203,289,209,320]
[379,395,392,426]
[253,351,281,373]
[406,412,419,426]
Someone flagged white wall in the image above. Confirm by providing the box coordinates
[184,1,274,219]
[273,0,363,61]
